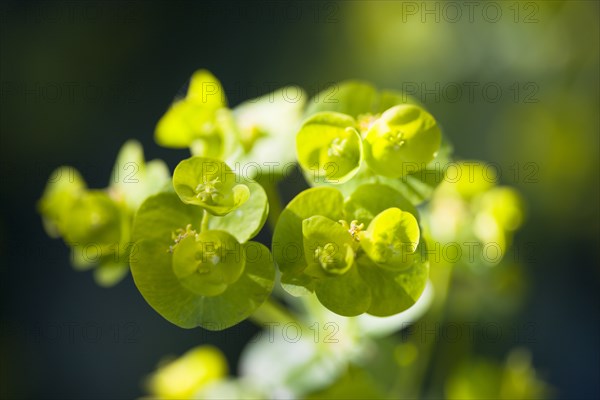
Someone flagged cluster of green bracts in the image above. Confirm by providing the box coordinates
[273,185,428,317]
[38,141,170,286]
[130,157,275,330]
[42,71,522,331]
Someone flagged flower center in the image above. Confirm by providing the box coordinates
[386,130,406,150]
[314,242,339,270]
[327,137,348,158]
[195,176,223,204]
[168,224,198,253]
[339,219,364,241]
[357,113,379,135]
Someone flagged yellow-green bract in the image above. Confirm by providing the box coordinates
[272,186,428,317]
[130,191,274,330]
[173,156,250,216]
[296,112,363,183]
[37,140,170,287]
[296,80,447,205]
[363,104,442,178]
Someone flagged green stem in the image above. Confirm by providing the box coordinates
[261,179,284,232]
[391,261,454,399]
[201,209,209,232]
[249,297,299,327]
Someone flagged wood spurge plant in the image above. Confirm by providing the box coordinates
[39,70,549,399]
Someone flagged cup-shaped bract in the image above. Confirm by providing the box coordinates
[302,215,356,277]
[146,345,228,399]
[359,208,420,271]
[186,69,227,108]
[131,192,275,329]
[109,140,170,210]
[304,80,422,121]
[296,112,363,183]
[38,166,86,237]
[173,157,250,216]
[172,232,245,297]
[305,81,378,118]
[425,160,525,268]
[232,86,307,176]
[155,70,230,158]
[62,190,123,249]
[344,183,419,227]
[364,104,442,178]
[205,181,269,243]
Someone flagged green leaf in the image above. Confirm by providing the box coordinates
[93,259,129,287]
[305,81,377,118]
[357,242,429,316]
[186,69,227,108]
[173,157,250,216]
[109,140,171,210]
[155,70,227,151]
[302,216,355,277]
[172,232,245,297]
[376,89,422,113]
[272,187,344,277]
[233,86,307,173]
[437,160,496,200]
[315,265,372,317]
[131,192,275,329]
[38,166,86,237]
[296,112,363,184]
[364,104,442,178]
[147,345,228,399]
[130,239,274,329]
[344,183,419,227]
[207,181,268,243]
[131,192,204,246]
[145,159,172,193]
[359,208,420,270]
[190,107,243,160]
[155,100,218,149]
[61,190,123,249]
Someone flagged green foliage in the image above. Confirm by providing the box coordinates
[155,70,227,151]
[363,104,442,178]
[146,345,228,399]
[445,350,552,400]
[297,80,448,205]
[130,186,273,329]
[173,156,250,216]
[273,186,429,317]
[206,180,269,243]
[359,207,420,270]
[233,85,306,175]
[156,70,306,178]
[38,140,169,286]
[296,112,363,183]
[39,70,539,400]
[38,166,87,238]
[424,160,524,267]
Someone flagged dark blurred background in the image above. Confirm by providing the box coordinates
[0,1,598,399]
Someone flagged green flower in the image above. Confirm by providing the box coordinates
[173,156,250,216]
[38,141,169,287]
[424,160,524,267]
[296,112,363,183]
[272,185,428,317]
[155,70,237,159]
[130,165,273,329]
[296,80,448,204]
[232,86,306,177]
[146,345,228,399]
